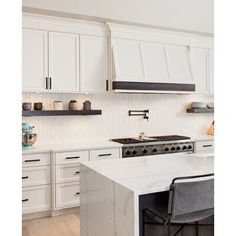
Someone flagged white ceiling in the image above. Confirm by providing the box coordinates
[22,0,214,35]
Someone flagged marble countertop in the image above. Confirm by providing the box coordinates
[22,141,123,154]
[80,153,214,195]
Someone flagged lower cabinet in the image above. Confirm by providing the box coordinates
[195,139,214,153]
[22,185,51,214]
[90,148,120,161]
[56,182,80,209]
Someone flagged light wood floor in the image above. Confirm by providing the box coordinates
[22,213,80,236]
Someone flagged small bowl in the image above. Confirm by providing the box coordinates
[34,102,43,110]
[22,102,32,111]
[191,102,206,109]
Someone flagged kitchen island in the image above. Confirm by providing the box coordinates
[80,153,214,236]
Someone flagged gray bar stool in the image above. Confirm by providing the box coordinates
[143,173,214,236]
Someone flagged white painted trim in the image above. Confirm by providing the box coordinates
[23,13,108,37]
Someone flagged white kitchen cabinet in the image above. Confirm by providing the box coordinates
[56,182,80,209]
[22,29,48,91]
[195,139,214,153]
[56,164,80,184]
[22,166,51,187]
[209,49,214,95]
[80,35,108,92]
[22,153,50,167]
[49,32,79,92]
[89,148,120,161]
[55,150,89,165]
[22,185,51,214]
[190,47,208,93]
[112,39,145,81]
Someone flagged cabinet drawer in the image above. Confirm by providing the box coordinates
[56,164,80,184]
[90,148,120,161]
[23,153,50,167]
[195,140,214,152]
[56,182,80,209]
[22,166,51,187]
[55,151,89,165]
[22,185,51,214]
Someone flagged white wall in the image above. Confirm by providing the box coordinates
[22,93,213,145]
[22,0,214,34]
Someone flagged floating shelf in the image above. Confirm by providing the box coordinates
[186,108,214,113]
[22,110,102,117]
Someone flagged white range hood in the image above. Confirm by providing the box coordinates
[108,23,213,94]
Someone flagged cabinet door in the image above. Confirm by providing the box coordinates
[90,148,120,161]
[209,50,214,95]
[49,32,79,92]
[22,29,48,91]
[112,39,145,81]
[165,45,193,84]
[190,47,208,93]
[80,35,108,92]
[141,42,169,83]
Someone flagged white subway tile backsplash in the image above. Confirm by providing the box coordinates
[22,93,214,145]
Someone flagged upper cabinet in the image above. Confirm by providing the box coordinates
[48,32,79,92]
[22,29,48,91]
[22,14,108,93]
[80,35,108,92]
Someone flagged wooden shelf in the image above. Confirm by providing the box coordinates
[22,110,102,117]
[186,108,214,113]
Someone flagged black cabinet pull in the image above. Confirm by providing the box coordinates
[49,77,52,90]
[22,199,29,202]
[75,171,80,174]
[65,156,80,160]
[98,153,112,157]
[76,192,80,195]
[203,144,213,148]
[24,159,40,162]
[106,80,109,91]
[46,77,48,89]
[22,176,29,179]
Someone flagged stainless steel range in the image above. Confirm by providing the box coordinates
[112,135,194,158]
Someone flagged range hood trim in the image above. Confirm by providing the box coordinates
[112,81,195,92]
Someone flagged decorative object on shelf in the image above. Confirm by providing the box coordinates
[22,110,102,117]
[207,121,214,135]
[191,102,206,109]
[34,102,43,110]
[22,102,32,111]
[83,100,91,110]
[53,101,63,110]
[68,100,82,110]
[128,110,149,121]
[186,108,214,113]
[22,122,37,149]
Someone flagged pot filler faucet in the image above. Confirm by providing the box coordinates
[128,110,149,121]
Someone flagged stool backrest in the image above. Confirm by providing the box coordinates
[168,174,214,219]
